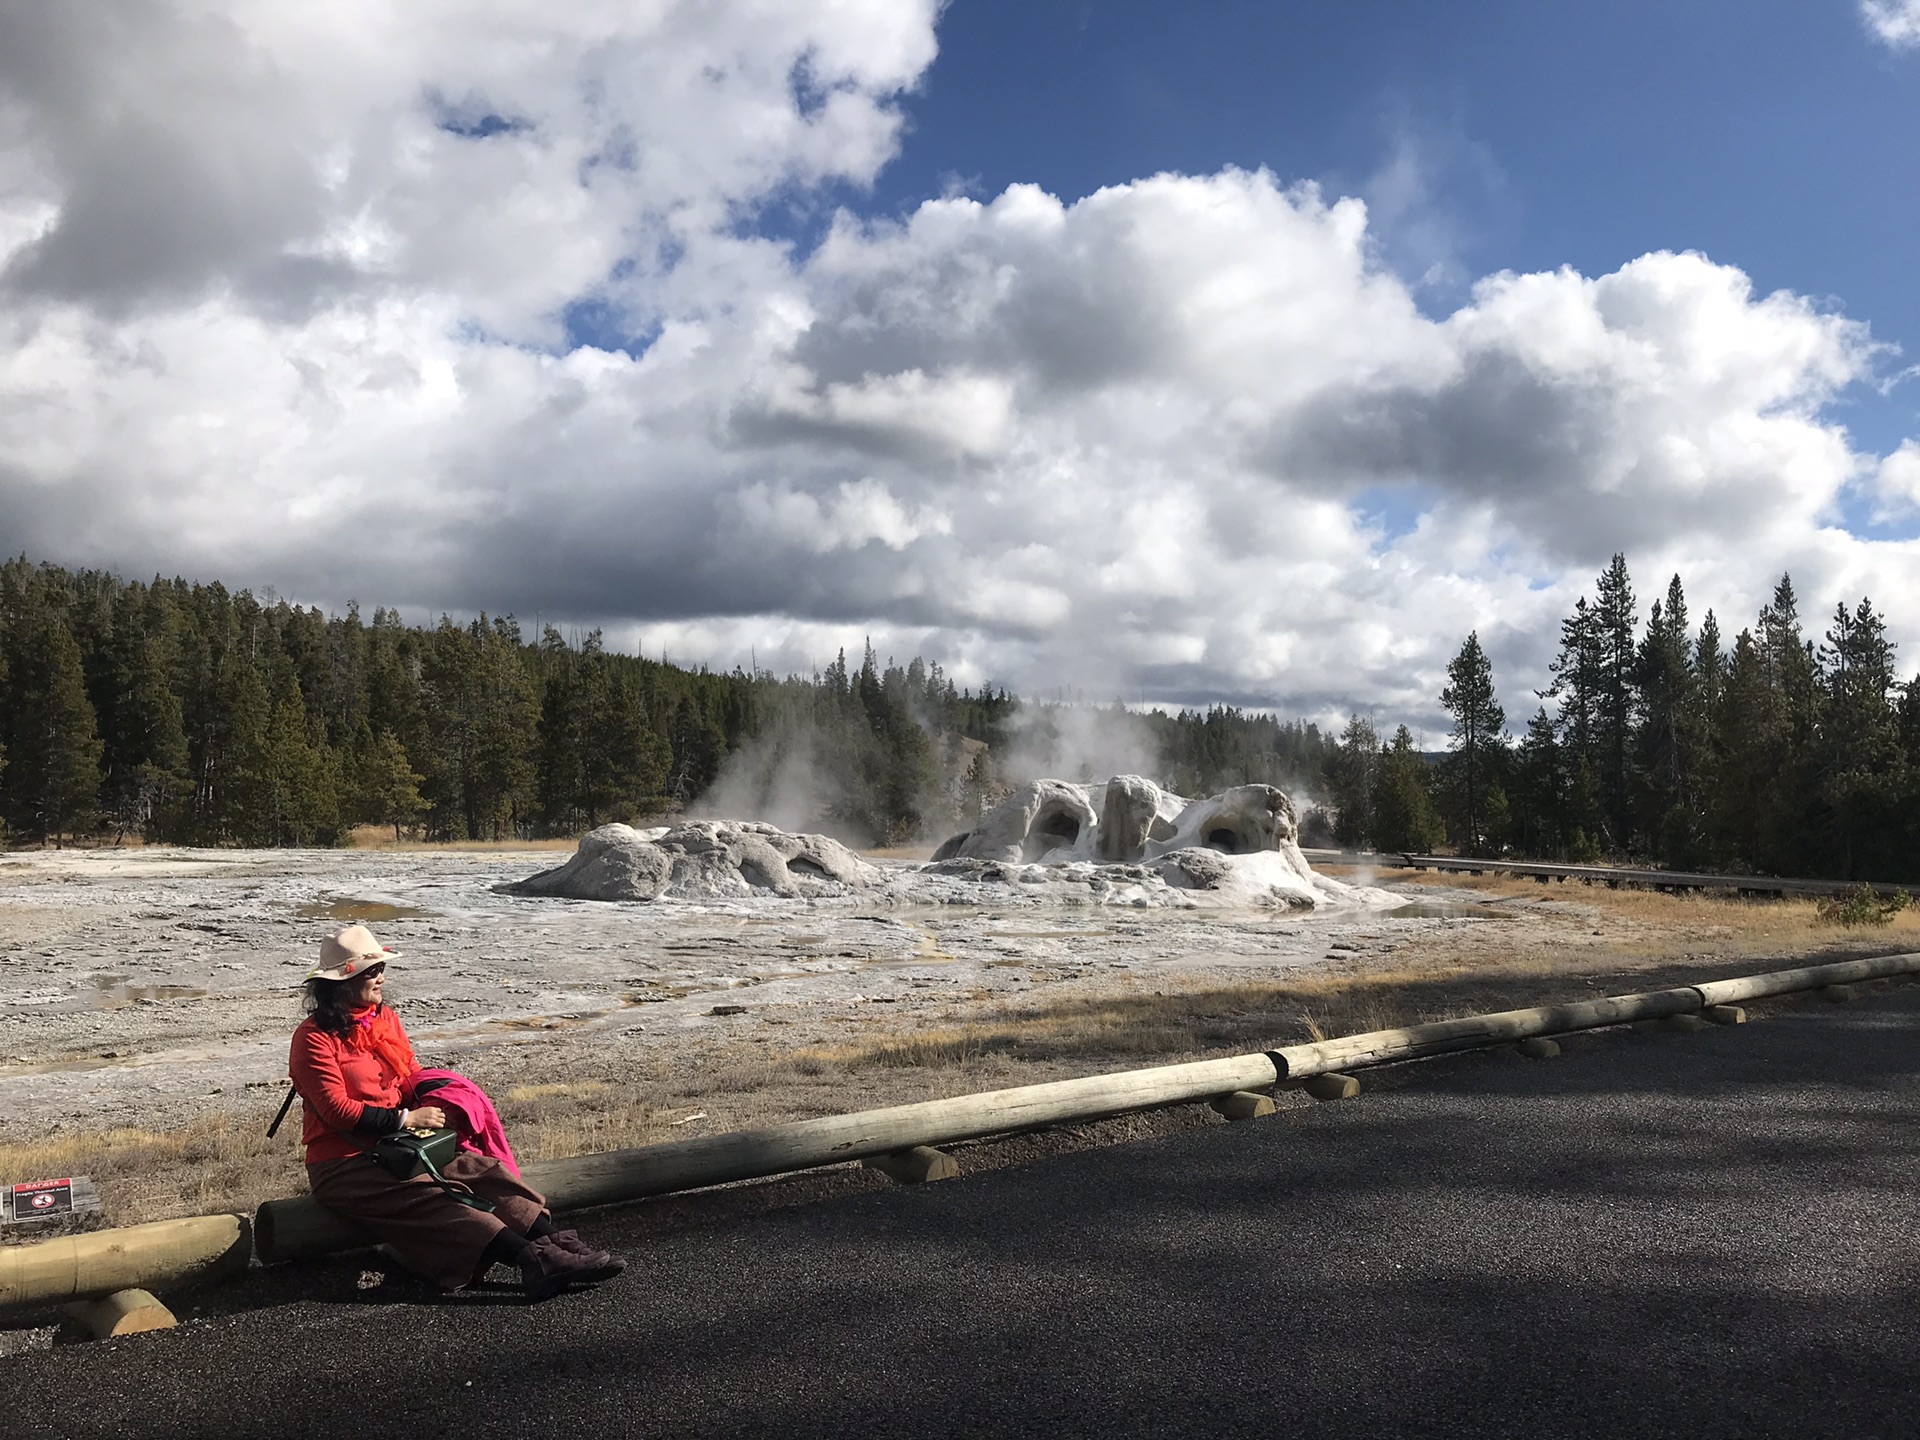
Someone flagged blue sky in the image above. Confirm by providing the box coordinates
[876,1,1918,453]
[1,1,1917,723]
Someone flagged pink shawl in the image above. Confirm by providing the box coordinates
[410,1068,521,1177]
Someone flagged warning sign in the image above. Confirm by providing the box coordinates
[1,1175,101,1226]
[17,1179,73,1215]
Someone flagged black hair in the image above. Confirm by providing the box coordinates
[302,965,388,1039]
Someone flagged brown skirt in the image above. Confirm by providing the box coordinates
[307,1151,547,1291]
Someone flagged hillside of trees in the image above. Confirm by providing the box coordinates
[0,557,1336,849]
[1328,555,1920,882]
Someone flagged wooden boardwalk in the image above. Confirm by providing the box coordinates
[1300,849,1911,900]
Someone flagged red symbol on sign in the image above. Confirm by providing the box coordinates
[29,1193,55,1209]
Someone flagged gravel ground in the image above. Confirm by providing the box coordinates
[0,845,1500,1136]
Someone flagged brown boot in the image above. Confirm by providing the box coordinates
[519,1234,626,1301]
[546,1228,625,1274]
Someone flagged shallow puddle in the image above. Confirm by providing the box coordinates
[88,975,208,1009]
[0,1054,128,1077]
[1388,902,1514,920]
[293,898,435,922]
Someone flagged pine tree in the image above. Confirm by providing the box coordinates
[358,728,426,842]
[122,584,191,840]
[0,567,105,845]
[1816,598,1902,877]
[1709,628,1775,869]
[1511,707,1565,858]
[532,626,583,830]
[217,652,276,845]
[1439,632,1507,855]
[271,682,340,845]
[419,616,538,839]
[1543,594,1607,850]
[31,616,105,844]
[1689,610,1727,863]
[1634,574,1698,862]
[0,623,7,820]
[1748,575,1821,870]
[1372,726,1443,853]
[1592,554,1637,848]
[1328,714,1379,847]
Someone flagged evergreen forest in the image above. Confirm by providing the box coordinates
[1327,555,1920,882]
[14,551,1908,882]
[0,557,1335,849]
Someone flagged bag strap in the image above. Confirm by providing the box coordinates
[266,1085,297,1138]
[407,1137,496,1212]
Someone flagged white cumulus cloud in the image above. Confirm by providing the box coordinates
[1862,0,1920,49]
[1875,439,1920,515]
[0,0,1915,730]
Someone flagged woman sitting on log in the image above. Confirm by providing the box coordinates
[289,924,624,1301]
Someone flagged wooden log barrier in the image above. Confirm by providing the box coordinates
[862,1147,961,1185]
[1302,1074,1361,1101]
[0,1214,250,1312]
[1210,1091,1277,1122]
[61,1287,176,1339]
[255,951,1920,1269]
[1272,987,1706,1080]
[1692,953,1920,1007]
[258,1051,1283,1264]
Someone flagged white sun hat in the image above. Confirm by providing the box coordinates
[305,924,399,982]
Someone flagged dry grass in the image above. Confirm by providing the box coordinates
[503,1081,612,1103]
[0,1111,305,1232]
[496,1085,671,1162]
[1328,864,1920,955]
[493,1076,675,1162]
[780,970,1494,1077]
[345,826,580,852]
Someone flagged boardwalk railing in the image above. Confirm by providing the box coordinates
[1302,849,1913,900]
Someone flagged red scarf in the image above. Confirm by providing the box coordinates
[346,1004,417,1087]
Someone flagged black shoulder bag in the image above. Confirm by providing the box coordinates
[370,1127,495,1211]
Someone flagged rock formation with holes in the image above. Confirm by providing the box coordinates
[506,781,1385,911]
[927,777,1342,908]
[500,821,877,902]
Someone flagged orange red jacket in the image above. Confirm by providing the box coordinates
[289,1005,423,1164]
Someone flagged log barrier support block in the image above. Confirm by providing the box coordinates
[60,1288,175,1340]
[1822,984,1860,1003]
[1515,1037,1560,1059]
[1701,1005,1747,1025]
[1303,1073,1361,1102]
[1210,1091,1276,1122]
[862,1146,961,1185]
